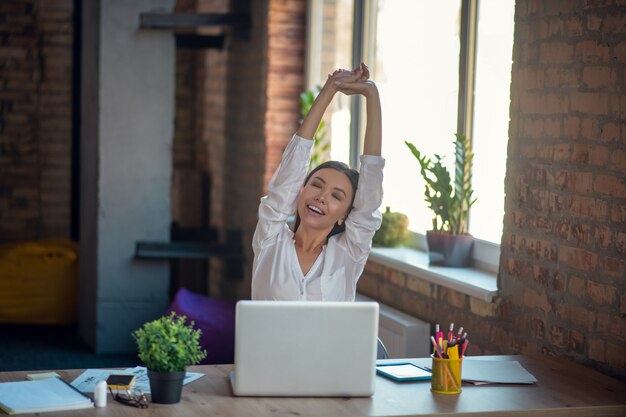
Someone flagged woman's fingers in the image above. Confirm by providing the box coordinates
[360,63,370,81]
[335,80,375,96]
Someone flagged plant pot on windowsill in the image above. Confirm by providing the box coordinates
[406,133,477,268]
[132,312,207,404]
[426,231,474,267]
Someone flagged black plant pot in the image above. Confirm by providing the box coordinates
[426,231,474,267]
[148,370,186,404]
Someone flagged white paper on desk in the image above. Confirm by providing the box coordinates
[462,359,537,385]
[71,369,133,392]
[71,367,204,394]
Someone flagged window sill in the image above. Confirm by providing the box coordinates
[369,247,498,302]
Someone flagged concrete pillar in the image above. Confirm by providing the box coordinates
[79,0,175,353]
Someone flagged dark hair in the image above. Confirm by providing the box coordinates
[294,161,359,239]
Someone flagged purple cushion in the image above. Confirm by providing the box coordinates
[166,288,236,365]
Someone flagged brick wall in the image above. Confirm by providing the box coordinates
[0,0,73,241]
[359,0,626,382]
[214,0,306,298]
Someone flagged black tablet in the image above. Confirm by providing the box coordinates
[376,363,432,382]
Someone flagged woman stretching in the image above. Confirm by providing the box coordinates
[252,63,383,301]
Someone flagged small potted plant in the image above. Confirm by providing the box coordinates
[132,312,207,404]
[373,207,409,247]
[405,133,477,267]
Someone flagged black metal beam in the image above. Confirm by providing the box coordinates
[175,34,225,50]
[140,12,250,30]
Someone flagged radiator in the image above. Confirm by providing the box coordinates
[357,293,431,358]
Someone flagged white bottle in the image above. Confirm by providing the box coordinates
[94,380,107,407]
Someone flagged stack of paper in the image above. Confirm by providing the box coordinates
[0,377,93,414]
[462,359,538,385]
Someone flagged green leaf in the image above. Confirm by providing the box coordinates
[405,134,476,235]
[132,312,207,372]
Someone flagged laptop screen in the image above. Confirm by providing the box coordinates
[231,300,379,397]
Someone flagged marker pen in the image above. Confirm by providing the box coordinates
[436,324,444,350]
[430,336,443,358]
[461,339,469,357]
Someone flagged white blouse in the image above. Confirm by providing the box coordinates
[251,134,385,301]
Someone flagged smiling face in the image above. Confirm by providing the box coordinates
[296,168,355,234]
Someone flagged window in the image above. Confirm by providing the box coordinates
[306,0,514,261]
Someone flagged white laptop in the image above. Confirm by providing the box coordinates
[230,300,379,397]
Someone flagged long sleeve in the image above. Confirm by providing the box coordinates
[339,154,385,262]
[253,134,314,253]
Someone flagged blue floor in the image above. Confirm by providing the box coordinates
[0,324,139,372]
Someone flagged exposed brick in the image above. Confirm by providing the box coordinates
[469,297,497,318]
[549,325,567,348]
[545,67,579,88]
[588,338,606,362]
[569,195,608,219]
[556,303,596,330]
[596,311,612,336]
[356,274,380,298]
[615,41,626,63]
[520,92,568,114]
[566,16,583,36]
[582,66,614,89]
[547,17,564,37]
[383,267,406,287]
[609,149,626,174]
[559,246,598,272]
[594,174,626,198]
[580,118,602,140]
[439,287,466,310]
[524,288,551,314]
[520,143,536,158]
[601,256,625,279]
[571,144,610,165]
[600,121,619,142]
[603,12,626,34]
[554,170,592,193]
[379,282,404,311]
[364,260,383,275]
[540,42,573,64]
[609,95,626,120]
[587,14,602,31]
[611,204,626,223]
[569,329,585,353]
[586,280,618,306]
[563,116,580,139]
[516,67,544,90]
[575,40,610,63]
[594,225,612,249]
[532,265,549,286]
[530,317,545,338]
[606,342,626,371]
[570,91,609,115]
[546,143,571,162]
[616,231,626,254]
[522,115,543,137]
[405,275,433,298]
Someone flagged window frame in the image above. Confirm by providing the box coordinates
[306,0,503,273]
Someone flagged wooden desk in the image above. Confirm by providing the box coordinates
[1,355,624,417]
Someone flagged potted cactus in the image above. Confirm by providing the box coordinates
[132,312,207,404]
[405,133,477,267]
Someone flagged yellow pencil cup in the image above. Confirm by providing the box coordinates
[430,354,462,394]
